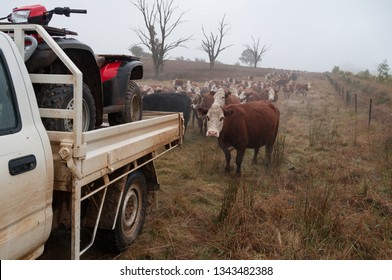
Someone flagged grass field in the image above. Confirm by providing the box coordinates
[114,70,392,260]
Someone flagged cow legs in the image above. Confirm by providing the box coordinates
[265,142,273,166]
[201,117,207,135]
[198,117,204,135]
[197,115,206,135]
[191,109,196,127]
[219,142,233,173]
[223,148,232,173]
[235,149,246,176]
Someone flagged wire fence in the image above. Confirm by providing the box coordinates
[326,75,392,128]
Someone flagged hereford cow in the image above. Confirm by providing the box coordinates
[198,101,280,176]
[266,87,278,102]
[213,88,241,106]
[239,87,278,103]
[295,83,311,96]
[225,92,241,105]
[212,88,226,106]
[192,91,215,135]
[283,82,295,99]
[275,78,289,89]
[190,93,202,127]
[143,92,191,130]
[172,79,184,90]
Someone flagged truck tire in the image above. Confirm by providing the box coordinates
[37,83,96,131]
[108,81,143,126]
[113,171,147,252]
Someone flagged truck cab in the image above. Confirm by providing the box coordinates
[0,31,53,259]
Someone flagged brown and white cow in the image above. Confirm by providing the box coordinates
[283,82,295,99]
[198,101,280,176]
[266,87,278,102]
[213,88,241,106]
[192,91,215,135]
[295,82,311,96]
[239,87,278,103]
[173,79,184,89]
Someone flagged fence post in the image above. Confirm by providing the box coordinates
[369,98,373,126]
[346,90,349,106]
[355,93,357,114]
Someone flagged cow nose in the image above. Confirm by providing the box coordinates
[207,130,219,137]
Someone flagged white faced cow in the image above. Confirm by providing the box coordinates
[213,88,226,106]
[198,101,280,176]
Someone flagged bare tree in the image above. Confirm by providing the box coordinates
[201,15,232,71]
[244,36,270,68]
[132,0,191,79]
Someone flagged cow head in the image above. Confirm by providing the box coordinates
[229,85,239,97]
[238,91,247,103]
[191,93,202,109]
[268,88,276,101]
[198,104,234,138]
[213,88,226,106]
[210,83,218,92]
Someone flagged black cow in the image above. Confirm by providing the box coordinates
[142,92,192,130]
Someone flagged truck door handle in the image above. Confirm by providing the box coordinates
[8,154,37,175]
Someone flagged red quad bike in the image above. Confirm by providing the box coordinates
[0,5,143,131]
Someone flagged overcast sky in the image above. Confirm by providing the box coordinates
[2,0,392,73]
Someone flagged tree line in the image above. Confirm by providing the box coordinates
[130,0,269,79]
[332,59,391,83]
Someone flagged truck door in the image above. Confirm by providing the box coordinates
[0,32,53,259]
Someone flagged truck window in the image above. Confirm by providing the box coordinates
[0,50,20,135]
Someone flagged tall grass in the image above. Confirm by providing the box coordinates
[270,134,286,168]
[218,178,255,223]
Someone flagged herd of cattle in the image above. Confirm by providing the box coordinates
[140,73,311,175]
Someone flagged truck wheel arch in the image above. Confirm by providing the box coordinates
[64,49,104,126]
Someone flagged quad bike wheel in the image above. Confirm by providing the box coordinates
[112,171,147,252]
[37,83,95,131]
[108,81,143,126]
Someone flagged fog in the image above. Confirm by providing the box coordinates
[2,0,392,73]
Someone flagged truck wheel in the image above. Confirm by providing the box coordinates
[38,83,96,131]
[113,171,147,252]
[108,81,143,126]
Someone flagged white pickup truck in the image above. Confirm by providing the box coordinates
[0,25,184,260]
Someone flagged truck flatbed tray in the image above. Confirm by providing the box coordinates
[52,112,184,191]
